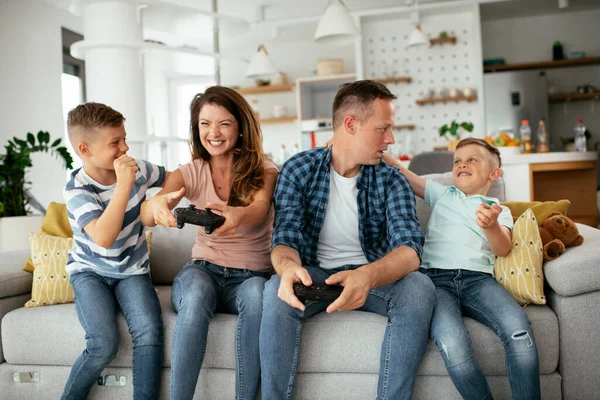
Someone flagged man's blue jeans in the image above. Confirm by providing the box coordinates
[170,260,269,400]
[259,265,436,400]
[422,268,541,400]
[61,272,164,400]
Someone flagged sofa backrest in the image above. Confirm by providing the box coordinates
[149,172,506,284]
[416,171,506,231]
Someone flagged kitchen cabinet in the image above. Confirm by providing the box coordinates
[501,152,598,226]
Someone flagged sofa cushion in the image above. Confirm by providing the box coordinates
[0,249,33,300]
[544,223,600,296]
[23,202,73,273]
[494,209,546,306]
[148,225,196,285]
[1,286,558,375]
[25,233,74,308]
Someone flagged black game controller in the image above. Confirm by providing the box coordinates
[173,204,225,234]
[293,282,344,303]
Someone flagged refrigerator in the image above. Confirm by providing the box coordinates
[484,70,549,144]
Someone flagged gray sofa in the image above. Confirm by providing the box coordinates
[1,173,600,399]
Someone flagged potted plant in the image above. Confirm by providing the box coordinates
[439,120,474,151]
[0,131,73,251]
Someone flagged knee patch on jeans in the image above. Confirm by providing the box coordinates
[511,330,533,347]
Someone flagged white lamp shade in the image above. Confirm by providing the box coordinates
[314,1,360,45]
[407,24,428,47]
[245,45,278,79]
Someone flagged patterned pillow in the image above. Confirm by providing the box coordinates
[25,231,154,307]
[25,233,74,307]
[493,208,545,306]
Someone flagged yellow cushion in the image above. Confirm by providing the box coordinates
[494,209,545,306]
[501,200,570,226]
[25,233,74,307]
[23,202,73,272]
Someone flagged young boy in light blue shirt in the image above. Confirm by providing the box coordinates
[62,102,175,400]
[385,138,540,400]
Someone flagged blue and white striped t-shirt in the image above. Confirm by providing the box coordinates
[64,160,165,278]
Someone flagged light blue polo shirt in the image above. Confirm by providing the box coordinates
[420,180,513,275]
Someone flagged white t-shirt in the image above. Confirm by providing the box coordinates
[317,166,369,269]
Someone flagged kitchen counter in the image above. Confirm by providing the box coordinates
[502,151,598,226]
[501,151,597,165]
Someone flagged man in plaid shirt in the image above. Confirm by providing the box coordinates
[259,80,436,400]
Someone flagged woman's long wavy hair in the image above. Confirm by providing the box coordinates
[189,86,265,207]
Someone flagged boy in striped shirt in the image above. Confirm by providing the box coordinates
[61,102,172,400]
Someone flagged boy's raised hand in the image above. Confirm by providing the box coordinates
[149,187,186,227]
[114,154,138,188]
[476,202,503,229]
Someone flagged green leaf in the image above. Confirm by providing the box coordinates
[51,138,62,147]
[44,131,50,144]
[37,131,45,144]
[14,138,28,147]
[27,132,35,146]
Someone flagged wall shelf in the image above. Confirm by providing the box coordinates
[375,76,412,84]
[260,116,297,124]
[429,36,457,46]
[548,92,600,103]
[416,95,477,106]
[484,57,600,73]
[235,83,296,95]
[393,124,415,130]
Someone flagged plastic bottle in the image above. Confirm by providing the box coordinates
[536,119,550,153]
[519,120,532,154]
[574,120,587,152]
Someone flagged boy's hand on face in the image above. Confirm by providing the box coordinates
[114,154,138,188]
[476,202,503,230]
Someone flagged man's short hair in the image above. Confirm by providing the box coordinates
[455,138,502,168]
[332,80,397,129]
[67,102,125,151]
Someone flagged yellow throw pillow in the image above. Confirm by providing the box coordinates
[23,202,73,272]
[501,200,570,226]
[25,233,74,308]
[494,209,545,306]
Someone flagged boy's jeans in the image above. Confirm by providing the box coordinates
[61,272,164,400]
[422,268,541,400]
[170,260,269,400]
[259,265,436,400]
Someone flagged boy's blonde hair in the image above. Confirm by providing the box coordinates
[455,138,502,168]
[67,102,125,153]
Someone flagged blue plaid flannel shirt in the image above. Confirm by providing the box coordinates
[272,146,424,267]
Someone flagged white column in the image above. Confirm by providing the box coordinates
[70,0,146,158]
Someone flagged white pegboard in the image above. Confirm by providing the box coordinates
[360,5,485,156]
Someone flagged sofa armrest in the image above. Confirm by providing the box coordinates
[543,224,600,297]
[0,249,33,299]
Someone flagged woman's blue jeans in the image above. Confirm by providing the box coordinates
[423,268,541,400]
[170,260,268,400]
[61,272,164,400]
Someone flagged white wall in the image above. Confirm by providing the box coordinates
[482,8,600,157]
[0,0,82,211]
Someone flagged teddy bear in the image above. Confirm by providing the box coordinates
[538,211,584,262]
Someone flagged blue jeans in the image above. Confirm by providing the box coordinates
[259,265,436,400]
[170,260,269,400]
[61,272,164,400]
[422,268,541,400]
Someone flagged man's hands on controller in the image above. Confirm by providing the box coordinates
[325,268,372,313]
[278,264,373,313]
[278,265,312,312]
